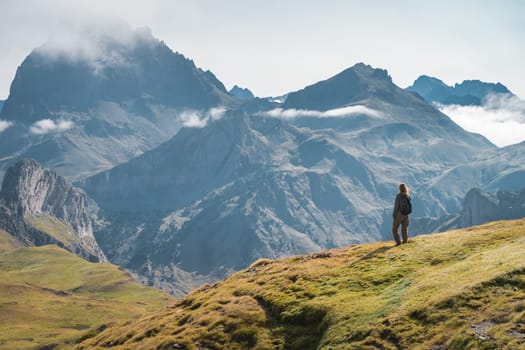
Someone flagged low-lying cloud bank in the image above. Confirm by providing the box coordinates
[0,120,13,133]
[29,119,74,134]
[181,107,226,128]
[261,105,382,119]
[437,93,525,147]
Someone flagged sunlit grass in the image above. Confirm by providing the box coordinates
[24,215,81,247]
[0,229,22,253]
[0,244,173,349]
[79,218,525,349]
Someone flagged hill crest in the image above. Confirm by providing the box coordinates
[78,218,525,349]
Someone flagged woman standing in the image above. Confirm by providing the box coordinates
[392,183,411,246]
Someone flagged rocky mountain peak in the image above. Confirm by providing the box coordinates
[406,75,452,101]
[406,76,512,106]
[0,26,236,124]
[229,85,255,101]
[453,80,511,98]
[345,62,392,82]
[283,62,408,111]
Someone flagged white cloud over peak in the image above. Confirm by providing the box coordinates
[0,120,13,133]
[180,111,207,128]
[34,22,155,74]
[437,93,525,147]
[208,107,227,121]
[29,119,74,135]
[181,107,227,128]
[261,105,382,119]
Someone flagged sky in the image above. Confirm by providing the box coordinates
[0,0,524,146]
[1,0,524,99]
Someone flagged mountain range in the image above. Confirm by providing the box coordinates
[406,75,512,105]
[0,28,524,297]
[78,62,509,295]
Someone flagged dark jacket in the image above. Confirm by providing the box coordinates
[393,193,410,218]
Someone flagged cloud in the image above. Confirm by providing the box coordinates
[0,120,13,133]
[208,107,227,121]
[33,21,156,74]
[29,119,74,135]
[180,111,207,128]
[437,93,525,147]
[261,105,382,119]
[181,107,226,128]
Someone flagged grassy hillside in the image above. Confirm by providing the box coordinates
[0,242,174,349]
[24,215,81,247]
[0,229,22,253]
[79,219,525,349]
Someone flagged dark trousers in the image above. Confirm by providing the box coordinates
[392,213,409,244]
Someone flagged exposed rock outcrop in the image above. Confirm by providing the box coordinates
[460,188,525,227]
[412,187,525,235]
[0,159,106,261]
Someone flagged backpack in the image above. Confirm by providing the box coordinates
[400,195,412,215]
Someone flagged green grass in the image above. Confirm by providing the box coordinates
[78,219,525,349]
[0,244,174,349]
[0,229,22,253]
[24,215,81,248]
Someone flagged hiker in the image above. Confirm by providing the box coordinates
[392,183,412,246]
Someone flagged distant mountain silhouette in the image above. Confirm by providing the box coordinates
[229,85,255,101]
[406,75,511,105]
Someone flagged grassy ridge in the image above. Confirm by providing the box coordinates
[0,244,173,349]
[79,219,525,349]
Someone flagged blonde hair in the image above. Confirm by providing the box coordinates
[399,183,409,196]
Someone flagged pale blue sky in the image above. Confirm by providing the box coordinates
[1,0,524,99]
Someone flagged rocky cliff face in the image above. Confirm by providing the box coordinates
[0,159,105,261]
[460,188,525,227]
[412,187,525,235]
